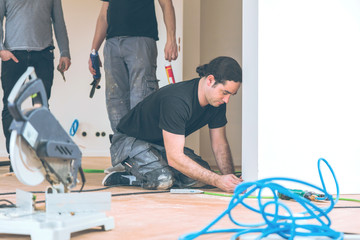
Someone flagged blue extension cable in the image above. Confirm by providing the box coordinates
[179,158,343,240]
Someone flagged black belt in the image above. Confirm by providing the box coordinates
[12,46,55,53]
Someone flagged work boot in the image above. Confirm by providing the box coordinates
[102,171,141,186]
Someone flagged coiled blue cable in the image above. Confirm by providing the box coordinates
[179,158,343,240]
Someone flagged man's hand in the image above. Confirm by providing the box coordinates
[0,50,19,62]
[88,56,103,76]
[88,56,102,88]
[164,39,178,61]
[58,57,71,72]
[215,174,243,193]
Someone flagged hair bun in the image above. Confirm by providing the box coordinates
[196,64,207,77]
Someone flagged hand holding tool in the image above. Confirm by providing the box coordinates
[90,49,101,98]
[57,62,66,81]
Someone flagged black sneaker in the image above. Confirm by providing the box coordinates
[102,171,141,186]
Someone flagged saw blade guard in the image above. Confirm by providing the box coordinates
[8,67,48,122]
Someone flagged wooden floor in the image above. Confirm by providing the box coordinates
[0,157,360,240]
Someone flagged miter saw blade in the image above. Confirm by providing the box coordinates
[9,130,45,186]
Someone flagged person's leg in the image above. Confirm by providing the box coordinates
[30,48,54,101]
[1,51,28,154]
[110,131,136,168]
[105,138,174,190]
[108,138,210,189]
[122,37,159,109]
[122,144,211,189]
[104,37,131,133]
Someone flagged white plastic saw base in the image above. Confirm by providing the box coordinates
[0,211,114,240]
[0,190,115,240]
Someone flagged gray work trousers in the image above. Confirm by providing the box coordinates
[110,132,211,190]
[104,36,159,133]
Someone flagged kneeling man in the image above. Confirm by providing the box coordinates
[103,56,242,193]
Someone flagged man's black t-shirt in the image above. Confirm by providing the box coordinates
[102,0,159,40]
[117,78,227,146]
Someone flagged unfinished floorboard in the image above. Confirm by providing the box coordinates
[0,157,359,240]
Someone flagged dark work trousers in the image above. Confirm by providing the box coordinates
[110,132,211,189]
[1,48,54,153]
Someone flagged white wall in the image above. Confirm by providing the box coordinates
[242,0,259,181]
[199,0,242,168]
[50,0,110,157]
[183,0,201,154]
[243,0,360,194]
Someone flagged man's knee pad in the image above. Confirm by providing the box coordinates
[142,167,174,190]
[123,141,174,190]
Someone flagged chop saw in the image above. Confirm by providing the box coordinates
[0,67,114,240]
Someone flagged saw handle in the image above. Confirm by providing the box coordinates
[8,79,48,122]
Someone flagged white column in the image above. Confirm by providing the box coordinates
[242,0,360,194]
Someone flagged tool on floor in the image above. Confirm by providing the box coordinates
[278,189,327,202]
[0,67,114,240]
[90,49,101,98]
[170,189,204,194]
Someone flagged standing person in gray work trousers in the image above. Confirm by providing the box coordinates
[88,0,178,173]
[0,0,71,172]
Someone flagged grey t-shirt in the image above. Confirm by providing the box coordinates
[0,0,70,57]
